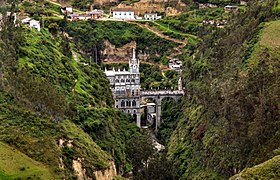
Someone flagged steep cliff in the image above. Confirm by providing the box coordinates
[94,161,117,180]
[168,1,280,179]
[102,40,149,63]
[0,18,140,178]
[114,0,187,16]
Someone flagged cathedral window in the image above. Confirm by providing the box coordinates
[121,100,125,107]
[132,100,136,107]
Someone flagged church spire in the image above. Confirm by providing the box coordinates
[132,48,136,61]
[129,48,139,73]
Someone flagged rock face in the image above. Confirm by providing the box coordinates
[113,0,186,16]
[94,161,117,180]
[101,40,149,63]
[72,159,117,180]
[94,0,118,6]
[73,158,87,180]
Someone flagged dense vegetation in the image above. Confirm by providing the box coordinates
[168,0,280,179]
[157,7,226,36]
[157,97,184,145]
[0,5,148,178]
[65,21,178,63]
[1,0,280,179]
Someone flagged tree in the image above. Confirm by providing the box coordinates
[126,134,156,179]
[48,23,59,35]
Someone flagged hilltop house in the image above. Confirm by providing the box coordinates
[169,58,182,72]
[21,17,40,31]
[112,8,135,20]
[61,4,73,14]
[89,9,104,19]
[68,13,91,21]
[29,19,40,31]
[144,13,162,20]
[224,5,239,12]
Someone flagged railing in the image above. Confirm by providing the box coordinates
[141,90,184,96]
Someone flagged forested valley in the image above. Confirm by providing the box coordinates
[0,0,279,179]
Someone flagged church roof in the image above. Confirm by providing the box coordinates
[105,70,131,76]
[112,8,135,12]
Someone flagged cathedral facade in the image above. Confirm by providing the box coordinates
[104,49,141,127]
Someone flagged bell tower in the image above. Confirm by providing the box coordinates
[129,48,139,74]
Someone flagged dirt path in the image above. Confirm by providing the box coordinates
[46,0,83,13]
[130,21,189,59]
[130,22,187,45]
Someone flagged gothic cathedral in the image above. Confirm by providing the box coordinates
[105,49,141,126]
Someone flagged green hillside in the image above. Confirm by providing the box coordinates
[168,1,280,179]
[0,142,54,180]
[230,155,280,179]
[0,13,142,178]
[1,0,280,179]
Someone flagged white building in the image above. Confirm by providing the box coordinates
[89,9,104,19]
[104,49,141,127]
[224,5,239,12]
[144,13,161,20]
[112,8,135,20]
[169,58,182,72]
[61,4,73,14]
[21,17,40,31]
[29,19,40,31]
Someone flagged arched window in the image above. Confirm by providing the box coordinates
[131,79,135,83]
[121,100,125,107]
[126,79,130,82]
[132,90,135,96]
[126,101,131,107]
[121,79,125,83]
[115,79,119,83]
[132,100,136,107]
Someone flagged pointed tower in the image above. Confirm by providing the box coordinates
[129,48,139,74]
[178,77,183,91]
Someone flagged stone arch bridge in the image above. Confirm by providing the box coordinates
[140,90,184,131]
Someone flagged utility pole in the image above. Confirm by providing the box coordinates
[95,45,98,64]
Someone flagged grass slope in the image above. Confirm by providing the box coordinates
[0,142,54,180]
[0,91,111,178]
[167,2,279,179]
[12,26,141,175]
[259,20,280,49]
[230,155,280,179]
